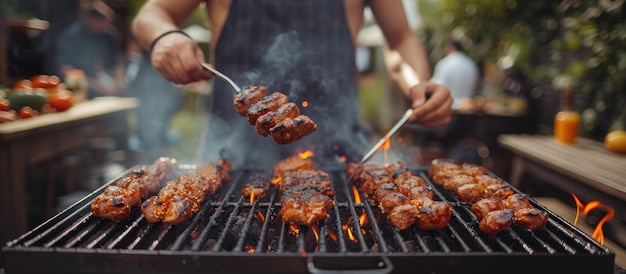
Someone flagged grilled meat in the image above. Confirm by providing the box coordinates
[141,160,231,225]
[233,84,268,116]
[273,154,315,178]
[513,208,548,230]
[280,184,335,226]
[479,209,514,235]
[91,186,141,221]
[455,183,486,204]
[374,182,397,203]
[388,204,419,230]
[416,201,452,230]
[241,174,271,200]
[255,102,300,137]
[379,192,411,214]
[247,92,289,125]
[471,198,507,221]
[281,169,335,196]
[91,158,177,221]
[269,115,318,145]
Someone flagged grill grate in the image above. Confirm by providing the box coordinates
[2,165,616,274]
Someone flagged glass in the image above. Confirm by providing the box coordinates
[554,110,580,144]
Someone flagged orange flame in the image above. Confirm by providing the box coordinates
[346,226,356,241]
[302,101,309,108]
[249,191,255,203]
[383,135,391,166]
[339,155,347,163]
[328,228,338,242]
[257,211,265,223]
[244,244,255,254]
[312,226,320,241]
[359,211,367,227]
[272,177,282,185]
[298,150,314,159]
[352,186,361,204]
[290,224,300,235]
[571,193,615,245]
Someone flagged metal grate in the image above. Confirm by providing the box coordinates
[2,165,616,274]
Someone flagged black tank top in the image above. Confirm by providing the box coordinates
[201,0,369,169]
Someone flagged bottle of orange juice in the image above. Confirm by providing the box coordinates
[554,86,580,144]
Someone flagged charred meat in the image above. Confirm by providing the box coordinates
[269,115,318,145]
[233,84,268,116]
[255,102,300,137]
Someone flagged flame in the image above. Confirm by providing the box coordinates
[257,211,265,223]
[312,226,320,241]
[359,211,367,227]
[571,193,615,245]
[298,150,314,159]
[396,136,404,143]
[342,217,358,242]
[302,101,309,108]
[249,191,255,203]
[327,228,338,242]
[346,226,356,241]
[352,186,361,204]
[383,135,391,166]
[339,155,347,163]
[244,244,255,254]
[290,224,300,235]
[272,177,282,185]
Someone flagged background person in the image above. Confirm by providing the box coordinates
[53,1,125,98]
[431,39,480,110]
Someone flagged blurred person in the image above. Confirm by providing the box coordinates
[132,0,453,168]
[53,1,125,99]
[431,39,480,110]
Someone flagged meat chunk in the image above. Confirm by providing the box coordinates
[388,204,419,230]
[255,102,300,137]
[241,174,270,200]
[269,115,318,144]
[471,198,506,221]
[247,92,289,124]
[281,169,335,196]
[91,186,141,221]
[513,208,548,230]
[233,84,268,116]
[273,154,315,178]
[455,183,486,204]
[280,187,334,226]
[479,209,514,235]
[416,201,452,230]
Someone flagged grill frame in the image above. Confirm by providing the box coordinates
[2,164,616,274]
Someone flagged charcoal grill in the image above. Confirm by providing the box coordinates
[2,164,616,274]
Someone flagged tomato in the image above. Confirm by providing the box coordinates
[13,79,32,89]
[0,98,10,111]
[31,75,61,89]
[18,106,38,119]
[604,130,626,154]
[48,89,74,112]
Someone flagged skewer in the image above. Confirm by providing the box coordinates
[200,63,242,93]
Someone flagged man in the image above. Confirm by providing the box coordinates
[132,0,453,168]
[431,40,480,109]
[54,1,125,98]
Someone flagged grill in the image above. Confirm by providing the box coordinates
[2,164,616,274]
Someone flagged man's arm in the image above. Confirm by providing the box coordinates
[132,0,213,84]
[370,0,430,96]
[370,1,452,127]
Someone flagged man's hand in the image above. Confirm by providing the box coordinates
[407,82,453,127]
[150,32,213,84]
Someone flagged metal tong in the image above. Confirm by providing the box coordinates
[200,63,241,93]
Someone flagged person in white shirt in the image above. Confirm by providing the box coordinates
[431,40,480,109]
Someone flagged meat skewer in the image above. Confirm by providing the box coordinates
[429,160,548,235]
[141,159,231,225]
[256,102,300,137]
[91,157,178,221]
[241,174,271,200]
[351,161,451,231]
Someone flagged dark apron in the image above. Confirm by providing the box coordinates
[201,0,369,169]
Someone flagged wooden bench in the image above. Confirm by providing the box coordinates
[498,134,626,222]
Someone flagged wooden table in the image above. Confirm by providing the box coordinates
[498,134,626,221]
[0,97,137,244]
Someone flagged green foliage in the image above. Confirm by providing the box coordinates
[419,0,626,138]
